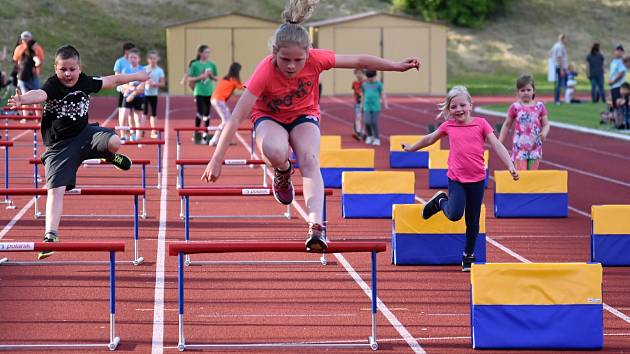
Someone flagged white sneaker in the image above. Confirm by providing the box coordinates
[371,138,381,146]
[208,134,220,146]
[365,136,374,145]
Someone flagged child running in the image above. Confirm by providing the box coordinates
[351,68,366,141]
[201,0,420,251]
[8,45,149,259]
[209,62,244,146]
[498,74,550,170]
[143,49,166,138]
[402,86,518,271]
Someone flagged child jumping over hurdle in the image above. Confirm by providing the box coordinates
[8,45,149,259]
[402,86,518,271]
[202,0,420,251]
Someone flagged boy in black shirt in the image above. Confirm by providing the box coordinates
[8,45,149,259]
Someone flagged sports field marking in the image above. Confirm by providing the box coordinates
[151,95,170,354]
[234,132,427,354]
[197,313,356,318]
[0,198,34,240]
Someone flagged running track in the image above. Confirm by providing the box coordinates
[0,94,628,353]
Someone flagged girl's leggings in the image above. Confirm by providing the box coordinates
[440,178,485,255]
[364,110,380,138]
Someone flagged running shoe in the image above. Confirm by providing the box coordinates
[108,153,132,171]
[272,161,295,205]
[305,223,327,251]
[37,232,59,260]
[422,191,447,220]
[462,254,475,272]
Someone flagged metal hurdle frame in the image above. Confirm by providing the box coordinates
[120,138,164,189]
[114,125,164,140]
[180,187,333,266]
[173,126,255,161]
[169,241,384,351]
[0,241,124,351]
[0,188,145,266]
[1,141,14,208]
[30,158,150,219]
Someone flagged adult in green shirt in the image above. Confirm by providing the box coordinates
[188,44,218,143]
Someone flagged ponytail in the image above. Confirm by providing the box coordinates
[272,0,319,51]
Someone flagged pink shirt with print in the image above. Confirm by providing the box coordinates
[437,117,493,183]
[246,48,336,124]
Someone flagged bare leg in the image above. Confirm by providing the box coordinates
[108,135,121,153]
[118,107,128,139]
[254,120,291,170]
[289,123,323,224]
[45,186,65,234]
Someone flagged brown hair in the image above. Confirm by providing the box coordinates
[271,0,319,52]
[516,74,536,99]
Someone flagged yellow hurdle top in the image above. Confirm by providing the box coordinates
[471,263,602,305]
[320,149,375,168]
[342,171,415,194]
[389,135,440,152]
[592,205,630,234]
[393,203,486,233]
[494,170,568,194]
[320,135,342,150]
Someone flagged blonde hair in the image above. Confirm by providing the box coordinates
[271,0,319,51]
[437,86,472,120]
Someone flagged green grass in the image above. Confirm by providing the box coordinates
[449,73,593,96]
[480,102,628,134]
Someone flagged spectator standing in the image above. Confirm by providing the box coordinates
[550,34,569,105]
[13,31,44,93]
[114,42,135,140]
[608,44,627,110]
[586,43,606,103]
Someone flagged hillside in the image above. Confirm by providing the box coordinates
[1,0,628,90]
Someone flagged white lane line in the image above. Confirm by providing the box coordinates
[151,95,170,354]
[0,198,35,240]
[235,132,426,354]
[415,196,630,326]
[541,159,630,187]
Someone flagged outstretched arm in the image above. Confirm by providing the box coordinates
[334,55,420,72]
[101,71,150,90]
[486,133,519,180]
[201,89,258,182]
[402,129,441,152]
[8,88,47,107]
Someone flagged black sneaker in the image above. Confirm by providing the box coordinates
[462,254,475,272]
[305,223,328,252]
[37,232,59,260]
[272,161,295,205]
[422,191,447,220]
[108,153,132,171]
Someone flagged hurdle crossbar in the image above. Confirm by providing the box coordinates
[168,241,384,351]
[0,241,124,351]
[176,158,269,193]
[173,126,254,160]
[179,187,333,266]
[0,188,144,266]
[3,106,42,111]
[29,158,150,218]
[120,139,164,188]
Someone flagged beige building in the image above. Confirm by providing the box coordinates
[165,12,279,95]
[308,11,447,96]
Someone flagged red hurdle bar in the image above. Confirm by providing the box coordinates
[0,188,145,266]
[3,106,43,111]
[168,241,385,351]
[179,187,333,266]
[120,139,164,189]
[29,158,151,218]
[176,158,270,190]
[173,126,255,160]
[0,241,124,351]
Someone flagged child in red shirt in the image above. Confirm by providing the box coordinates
[351,69,366,140]
[202,0,420,251]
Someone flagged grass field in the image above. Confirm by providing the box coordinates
[480,101,630,135]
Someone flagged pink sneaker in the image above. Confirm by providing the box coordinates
[272,161,295,205]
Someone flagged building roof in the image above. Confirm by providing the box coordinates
[164,11,278,28]
[306,11,441,27]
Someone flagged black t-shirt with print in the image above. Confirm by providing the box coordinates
[41,73,103,146]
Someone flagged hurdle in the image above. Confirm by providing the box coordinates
[168,241,385,351]
[2,106,42,111]
[120,138,164,188]
[0,241,124,351]
[179,187,333,266]
[1,141,14,208]
[173,126,254,160]
[177,158,270,188]
[28,158,150,219]
[115,125,164,140]
[0,188,145,265]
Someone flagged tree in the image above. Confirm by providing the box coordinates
[393,0,508,28]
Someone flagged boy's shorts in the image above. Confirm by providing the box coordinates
[124,96,145,111]
[42,124,115,190]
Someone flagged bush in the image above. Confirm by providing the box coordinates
[393,0,508,28]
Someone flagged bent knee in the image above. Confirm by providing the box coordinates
[296,152,319,173]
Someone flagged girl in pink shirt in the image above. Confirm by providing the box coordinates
[498,74,550,170]
[202,0,420,251]
[402,86,518,271]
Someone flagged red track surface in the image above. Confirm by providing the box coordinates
[0,95,628,353]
